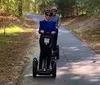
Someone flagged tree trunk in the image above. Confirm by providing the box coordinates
[18,0,23,17]
[6,0,10,15]
[0,0,1,3]
[76,6,79,16]
[33,0,36,13]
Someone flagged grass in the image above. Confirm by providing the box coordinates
[0,35,11,42]
[0,18,36,84]
[0,25,34,41]
[0,25,35,55]
[0,26,25,34]
[0,26,25,51]
[0,26,23,44]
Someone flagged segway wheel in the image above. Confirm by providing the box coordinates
[32,58,38,77]
[56,45,59,59]
[51,58,55,66]
[52,61,56,78]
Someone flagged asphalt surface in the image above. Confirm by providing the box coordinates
[20,14,100,85]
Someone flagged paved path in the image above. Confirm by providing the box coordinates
[20,14,100,85]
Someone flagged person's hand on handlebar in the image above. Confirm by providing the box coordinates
[39,30,44,34]
[51,31,56,34]
[56,26,58,29]
[40,30,44,33]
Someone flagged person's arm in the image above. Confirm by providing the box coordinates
[51,22,56,34]
[38,21,41,33]
[57,16,61,28]
[38,21,44,34]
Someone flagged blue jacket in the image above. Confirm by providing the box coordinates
[39,20,56,32]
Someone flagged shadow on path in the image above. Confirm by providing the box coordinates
[20,14,100,85]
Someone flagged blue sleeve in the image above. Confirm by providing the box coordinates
[39,20,44,30]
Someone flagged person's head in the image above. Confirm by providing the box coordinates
[45,10,53,21]
[51,7,58,16]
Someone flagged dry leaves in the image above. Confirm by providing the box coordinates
[62,15,100,54]
[0,18,37,84]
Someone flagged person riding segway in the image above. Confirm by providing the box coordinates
[51,7,61,59]
[32,10,57,78]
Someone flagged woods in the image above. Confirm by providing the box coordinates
[0,0,100,17]
[54,0,100,17]
[0,0,100,34]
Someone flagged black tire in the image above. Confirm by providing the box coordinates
[52,61,56,78]
[32,58,38,77]
[34,58,38,66]
[51,59,55,66]
[56,45,59,59]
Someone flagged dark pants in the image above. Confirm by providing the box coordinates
[53,29,58,51]
[39,35,52,69]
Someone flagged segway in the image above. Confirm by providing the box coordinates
[55,45,59,59]
[32,31,56,78]
[53,29,59,59]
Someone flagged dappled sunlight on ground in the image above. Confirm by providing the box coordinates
[62,16,100,54]
[57,55,100,82]
[62,46,80,52]
[0,15,37,84]
[24,74,33,77]
[0,26,24,34]
[71,60,100,75]
[0,26,34,34]
[57,66,69,77]
[19,14,100,85]
[59,29,70,33]
[71,60,100,82]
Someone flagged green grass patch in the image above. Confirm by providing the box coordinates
[0,25,24,34]
[0,25,24,43]
[0,25,34,51]
[0,35,10,42]
[0,34,17,51]
[0,25,34,41]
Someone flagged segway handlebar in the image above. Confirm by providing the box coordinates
[39,30,56,35]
